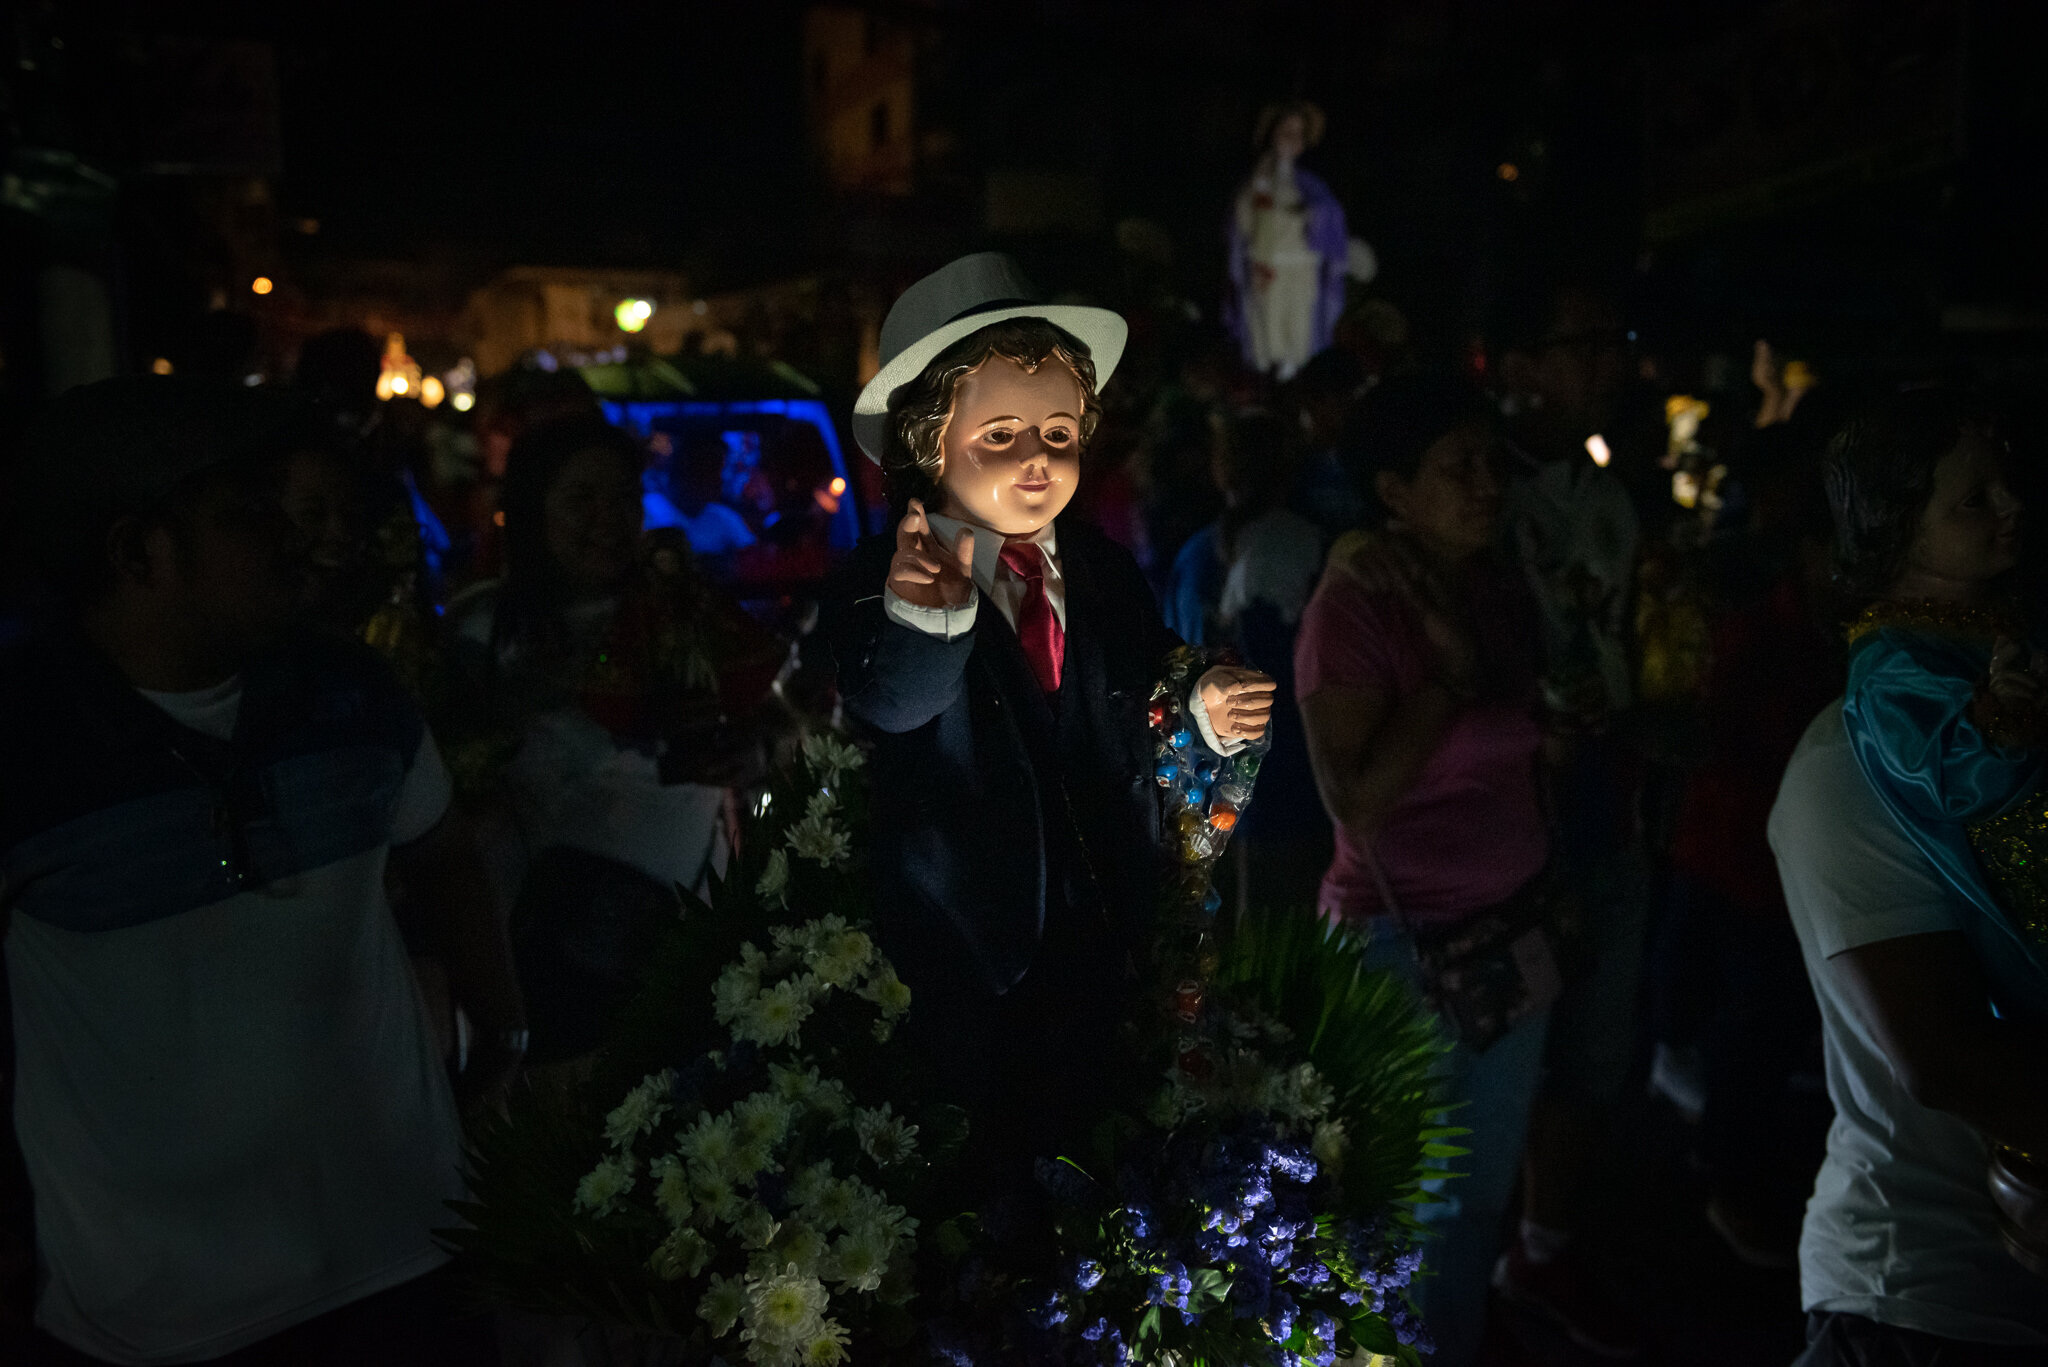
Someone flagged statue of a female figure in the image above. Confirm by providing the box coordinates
[1226,101,1350,381]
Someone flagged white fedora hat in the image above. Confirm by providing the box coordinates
[852,252,1127,464]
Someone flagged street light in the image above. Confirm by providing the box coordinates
[250,276,274,295]
[616,298,655,333]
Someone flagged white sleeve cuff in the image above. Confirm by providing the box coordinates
[391,728,455,846]
[884,586,979,641]
[1190,683,1246,756]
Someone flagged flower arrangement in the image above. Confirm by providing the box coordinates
[448,734,966,1361]
[926,903,1449,1367]
[453,689,1451,1367]
[564,913,918,1365]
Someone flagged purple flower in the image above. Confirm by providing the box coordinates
[1267,1291,1298,1343]
[1147,1262,1192,1311]
[1023,1289,1067,1329]
[926,1324,977,1367]
[1266,1144,1318,1185]
[1079,1316,1111,1343]
[1069,1258,1105,1293]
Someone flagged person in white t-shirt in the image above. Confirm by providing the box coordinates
[3,378,523,1366]
[1770,703,2048,1366]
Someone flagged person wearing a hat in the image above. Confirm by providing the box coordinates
[826,254,1275,1152]
[0,377,518,1364]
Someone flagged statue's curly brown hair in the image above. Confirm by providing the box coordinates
[883,317,1101,512]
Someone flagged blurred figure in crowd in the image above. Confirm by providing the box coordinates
[294,327,384,435]
[1647,421,1841,1268]
[1163,408,1329,912]
[1136,324,1239,586]
[663,430,758,563]
[1490,275,1647,1358]
[1,377,517,1365]
[1296,374,1546,1367]
[465,367,602,580]
[1284,345,1370,537]
[445,414,783,1065]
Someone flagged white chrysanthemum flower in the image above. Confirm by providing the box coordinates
[689,1165,745,1226]
[769,1062,820,1106]
[801,1319,852,1365]
[733,1091,796,1149]
[743,1263,830,1355]
[755,847,791,908]
[804,789,838,822]
[806,927,874,987]
[604,1073,671,1149]
[800,732,863,786]
[1312,1118,1350,1177]
[736,978,815,1048]
[788,1161,837,1212]
[824,1226,893,1293]
[809,1076,852,1122]
[1284,1061,1335,1120]
[731,1138,778,1184]
[678,1111,739,1174]
[804,1175,863,1233]
[784,812,852,867]
[714,958,761,1025]
[858,963,912,1019]
[840,1185,916,1246]
[736,1202,783,1251]
[853,1104,918,1167]
[650,1225,712,1281]
[775,1220,829,1278]
[651,1153,694,1226]
[572,1155,635,1217]
[698,1271,747,1337]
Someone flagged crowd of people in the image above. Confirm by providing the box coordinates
[0,244,2044,1367]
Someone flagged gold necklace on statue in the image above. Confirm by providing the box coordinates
[1844,597,2025,647]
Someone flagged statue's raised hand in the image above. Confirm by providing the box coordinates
[887,498,976,611]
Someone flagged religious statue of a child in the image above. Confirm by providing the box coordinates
[827,254,1274,1147]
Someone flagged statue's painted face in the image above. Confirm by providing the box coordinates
[933,354,1084,538]
[1271,113,1308,162]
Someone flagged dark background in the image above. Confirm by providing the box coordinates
[8,0,2048,410]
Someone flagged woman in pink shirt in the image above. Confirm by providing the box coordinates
[1295,373,1547,1367]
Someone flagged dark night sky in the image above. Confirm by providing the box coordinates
[271,4,814,278]
[38,0,2048,359]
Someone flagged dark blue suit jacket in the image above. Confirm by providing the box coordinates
[825,517,1192,1017]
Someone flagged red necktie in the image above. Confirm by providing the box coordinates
[998,541,1064,694]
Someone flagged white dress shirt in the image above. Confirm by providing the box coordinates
[884,511,1240,754]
